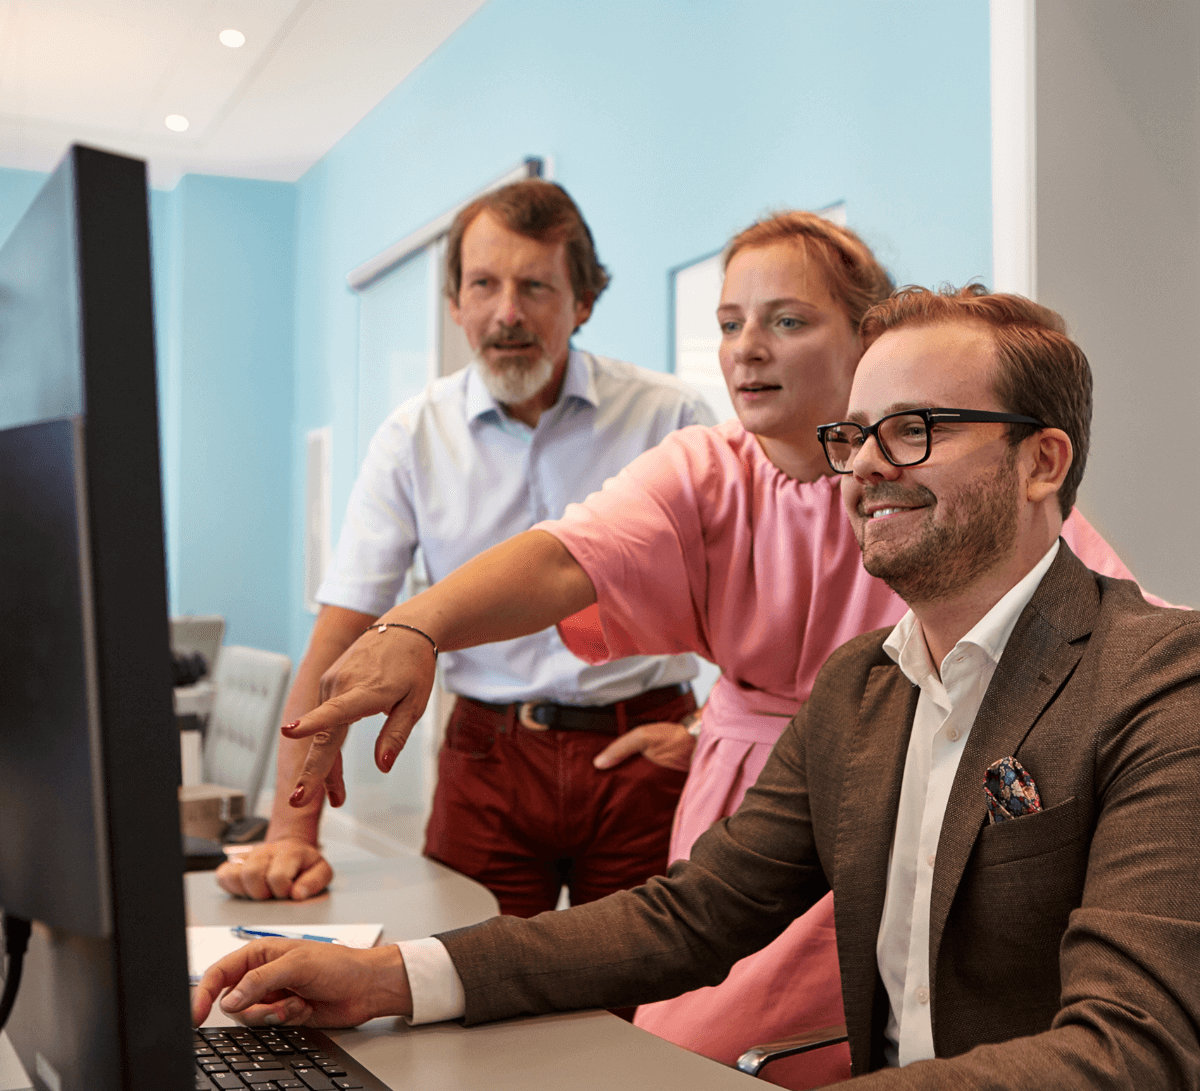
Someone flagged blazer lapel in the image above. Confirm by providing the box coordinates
[833,656,920,1074]
[927,544,1099,989]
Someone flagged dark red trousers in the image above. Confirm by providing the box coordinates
[424,687,695,918]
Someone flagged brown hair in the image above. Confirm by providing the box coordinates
[860,284,1091,517]
[724,211,894,330]
[445,179,610,306]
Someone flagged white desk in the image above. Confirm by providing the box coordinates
[185,821,498,942]
[2,819,758,1089]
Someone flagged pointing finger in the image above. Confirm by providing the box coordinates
[375,697,427,773]
[288,724,348,809]
[282,688,384,740]
[324,750,346,809]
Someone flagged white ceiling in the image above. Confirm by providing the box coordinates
[0,0,489,188]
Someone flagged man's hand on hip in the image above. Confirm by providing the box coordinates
[593,721,696,772]
[215,838,334,902]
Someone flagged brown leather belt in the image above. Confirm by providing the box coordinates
[459,682,692,737]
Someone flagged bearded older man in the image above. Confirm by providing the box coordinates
[218,180,713,917]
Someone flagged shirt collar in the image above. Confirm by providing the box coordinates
[465,348,594,424]
[883,539,1061,685]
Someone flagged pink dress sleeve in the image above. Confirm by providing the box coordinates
[1062,507,1182,608]
[539,429,728,665]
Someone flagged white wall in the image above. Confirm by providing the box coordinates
[1033,0,1200,605]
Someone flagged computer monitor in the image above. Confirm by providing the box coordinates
[0,145,192,1090]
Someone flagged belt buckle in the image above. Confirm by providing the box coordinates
[518,701,550,731]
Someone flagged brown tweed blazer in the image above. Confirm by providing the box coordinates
[439,545,1200,1088]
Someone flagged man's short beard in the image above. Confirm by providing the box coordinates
[858,447,1021,605]
[473,353,557,407]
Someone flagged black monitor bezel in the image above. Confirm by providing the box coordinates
[0,144,192,1091]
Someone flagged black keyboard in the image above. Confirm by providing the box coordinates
[194,1025,393,1091]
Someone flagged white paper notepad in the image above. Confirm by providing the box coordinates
[187,923,383,983]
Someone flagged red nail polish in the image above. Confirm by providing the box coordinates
[381,750,394,771]
[282,720,300,732]
[289,786,305,806]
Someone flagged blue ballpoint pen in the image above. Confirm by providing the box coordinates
[232,926,341,944]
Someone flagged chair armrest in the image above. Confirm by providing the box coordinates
[735,1023,849,1077]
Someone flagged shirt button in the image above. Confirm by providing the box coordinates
[926,854,936,868]
[916,986,930,1005]
[946,727,960,742]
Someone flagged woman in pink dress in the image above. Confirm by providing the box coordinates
[546,213,1153,1089]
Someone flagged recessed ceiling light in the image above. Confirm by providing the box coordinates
[164,115,190,132]
[219,28,246,48]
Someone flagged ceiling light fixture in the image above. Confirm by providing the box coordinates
[164,115,190,132]
[219,28,246,48]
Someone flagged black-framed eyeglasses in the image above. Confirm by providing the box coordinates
[816,408,1047,474]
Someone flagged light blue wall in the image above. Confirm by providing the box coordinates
[287,0,992,662]
[0,165,297,655]
[0,0,994,669]
[164,175,297,652]
[0,167,44,243]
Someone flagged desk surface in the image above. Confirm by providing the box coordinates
[2,817,757,1090]
[185,822,499,941]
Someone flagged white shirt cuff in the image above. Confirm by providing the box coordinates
[397,937,466,1024]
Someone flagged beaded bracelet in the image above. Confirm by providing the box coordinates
[363,621,438,659]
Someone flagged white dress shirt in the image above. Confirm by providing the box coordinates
[876,541,1059,1065]
[400,543,1062,1039]
[316,349,714,704]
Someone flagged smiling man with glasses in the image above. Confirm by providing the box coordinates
[195,285,1200,1090]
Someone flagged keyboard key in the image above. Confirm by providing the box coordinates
[249,1084,277,1091]
[292,1069,335,1091]
[332,1080,364,1090]
[209,1073,250,1090]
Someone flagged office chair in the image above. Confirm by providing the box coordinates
[736,1023,849,1079]
[202,645,292,817]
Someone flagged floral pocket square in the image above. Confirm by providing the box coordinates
[983,756,1043,824]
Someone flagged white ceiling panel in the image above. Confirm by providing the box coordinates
[0,0,489,187]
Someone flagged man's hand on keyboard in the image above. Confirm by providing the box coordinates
[192,938,413,1028]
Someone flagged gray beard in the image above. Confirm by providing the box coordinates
[473,353,556,407]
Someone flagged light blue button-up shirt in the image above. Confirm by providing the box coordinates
[317,349,715,704]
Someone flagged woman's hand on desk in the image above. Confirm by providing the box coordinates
[192,938,413,1028]
[215,838,333,901]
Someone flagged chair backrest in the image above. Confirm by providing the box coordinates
[202,645,292,810]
